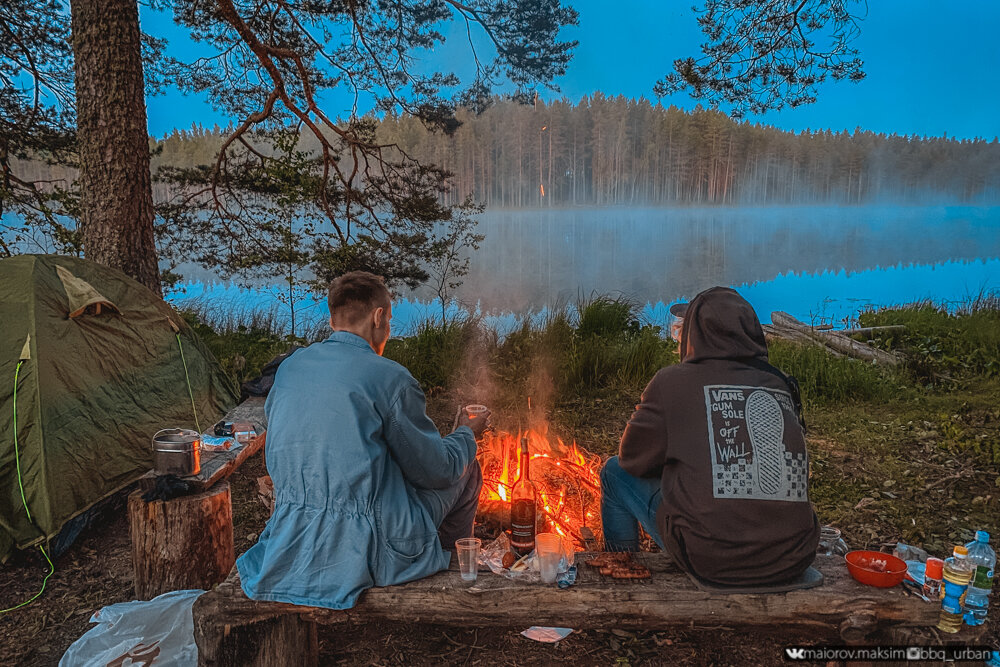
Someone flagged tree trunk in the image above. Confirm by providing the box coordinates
[71,0,161,296]
[771,312,902,367]
[129,482,235,599]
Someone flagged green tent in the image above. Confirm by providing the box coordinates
[0,255,237,563]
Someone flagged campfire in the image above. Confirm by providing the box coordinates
[475,428,604,549]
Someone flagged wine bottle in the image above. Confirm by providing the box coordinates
[510,436,537,557]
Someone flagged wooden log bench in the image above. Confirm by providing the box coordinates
[192,554,940,666]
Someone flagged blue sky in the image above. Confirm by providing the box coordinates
[141,0,1000,141]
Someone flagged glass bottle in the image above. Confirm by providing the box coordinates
[510,437,537,558]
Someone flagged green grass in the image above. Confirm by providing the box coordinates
[804,380,1000,554]
[176,301,320,388]
[481,299,676,426]
[767,340,908,405]
[860,297,1000,381]
[383,318,480,394]
[182,293,1000,556]
[183,294,1000,467]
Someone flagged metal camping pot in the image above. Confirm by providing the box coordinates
[151,428,201,476]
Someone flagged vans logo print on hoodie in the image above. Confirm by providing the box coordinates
[705,384,808,502]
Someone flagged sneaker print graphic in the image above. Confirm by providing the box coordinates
[704,385,808,502]
[745,390,784,496]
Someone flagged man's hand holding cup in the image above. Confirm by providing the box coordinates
[456,404,491,439]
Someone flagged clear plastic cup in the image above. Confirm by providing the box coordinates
[465,404,488,418]
[455,537,481,583]
[536,532,562,584]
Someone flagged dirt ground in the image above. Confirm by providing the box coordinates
[1,421,998,665]
[0,451,818,667]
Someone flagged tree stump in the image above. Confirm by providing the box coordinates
[128,482,235,599]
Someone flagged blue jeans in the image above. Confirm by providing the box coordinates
[600,456,665,551]
[415,460,483,548]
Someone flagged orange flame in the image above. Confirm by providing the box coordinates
[477,428,603,546]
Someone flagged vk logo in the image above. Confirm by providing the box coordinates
[785,648,807,659]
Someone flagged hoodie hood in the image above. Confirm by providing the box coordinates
[680,287,768,363]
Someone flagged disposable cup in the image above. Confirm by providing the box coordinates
[455,537,481,583]
[536,532,562,584]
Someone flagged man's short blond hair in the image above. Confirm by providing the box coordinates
[327,271,391,323]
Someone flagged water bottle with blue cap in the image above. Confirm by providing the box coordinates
[963,530,995,626]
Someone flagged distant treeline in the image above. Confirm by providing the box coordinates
[20,96,998,207]
[376,97,1000,206]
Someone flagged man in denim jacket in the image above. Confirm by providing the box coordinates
[238,271,487,609]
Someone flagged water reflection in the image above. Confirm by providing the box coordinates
[168,205,1000,333]
[172,257,1000,335]
[419,205,1000,311]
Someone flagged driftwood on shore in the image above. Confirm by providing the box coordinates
[766,312,903,367]
[838,325,907,338]
[762,323,845,355]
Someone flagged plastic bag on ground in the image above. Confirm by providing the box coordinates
[892,542,929,563]
[60,589,204,667]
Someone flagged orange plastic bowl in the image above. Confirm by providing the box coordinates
[844,550,907,588]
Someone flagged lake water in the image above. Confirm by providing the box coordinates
[170,205,1000,334]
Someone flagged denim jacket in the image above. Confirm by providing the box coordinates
[237,331,477,609]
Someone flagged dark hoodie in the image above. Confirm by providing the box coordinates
[618,287,820,586]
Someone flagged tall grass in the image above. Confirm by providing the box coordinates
[177,299,324,387]
[767,341,905,404]
[383,318,481,393]
[493,298,674,395]
[554,296,671,393]
[183,293,1000,418]
[859,296,1000,381]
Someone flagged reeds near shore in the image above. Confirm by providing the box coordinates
[177,299,327,388]
[176,294,1000,419]
[859,298,1000,381]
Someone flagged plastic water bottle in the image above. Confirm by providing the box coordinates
[963,530,995,626]
[937,545,974,633]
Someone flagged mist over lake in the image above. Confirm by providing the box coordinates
[171,204,1000,333]
[414,204,1000,307]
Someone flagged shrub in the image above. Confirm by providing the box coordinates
[576,296,640,338]
[859,298,1000,381]
[561,297,675,395]
[383,318,479,392]
[177,305,306,387]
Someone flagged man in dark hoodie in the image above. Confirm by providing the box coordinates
[600,287,820,586]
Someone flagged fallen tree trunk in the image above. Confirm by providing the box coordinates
[838,325,907,338]
[762,325,845,355]
[771,312,901,367]
[193,554,940,666]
